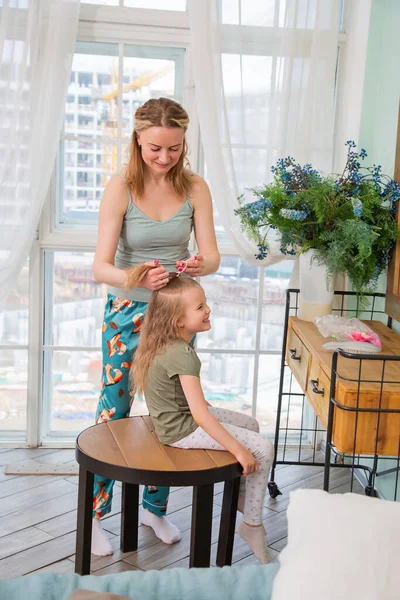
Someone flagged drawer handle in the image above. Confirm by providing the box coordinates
[310,379,324,396]
[289,348,301,361]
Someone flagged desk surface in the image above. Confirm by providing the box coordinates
[291,318,400,393]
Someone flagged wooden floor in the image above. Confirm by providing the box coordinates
[0,447,363,579]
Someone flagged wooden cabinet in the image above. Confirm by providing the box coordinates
[306,356,330,428]
[286,328,310,390]
[287,317,400,455]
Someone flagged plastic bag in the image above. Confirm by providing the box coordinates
[314,315,381,349]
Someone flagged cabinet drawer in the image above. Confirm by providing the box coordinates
[286,329,310,390]
[306,358,330,429]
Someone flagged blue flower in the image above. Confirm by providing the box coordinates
[351,198,363,217]
[255,245,268,260]
[242,198,271,220]
[364,276,379,291]
[280,247,297,255]
[372,164,382,176]
[277,231,298,256]
[348,171,363,185]
[302,163,322,180]
[280,208,309,221]
[382,180,400,202]
[364,265,381,290]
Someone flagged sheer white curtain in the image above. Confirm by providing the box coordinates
[189,0,339,266]
[0,0,80,301]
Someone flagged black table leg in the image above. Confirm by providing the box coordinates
[121,482,139,552]
[216,477,240,567]
[190,484,214,568]
[75,467,94,575]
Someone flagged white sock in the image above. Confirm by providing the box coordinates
[141,508,181,544]
[238,522,273,564]
[91,518,113,557]
[237,494,245,514]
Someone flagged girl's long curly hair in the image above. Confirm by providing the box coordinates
[125,97,192,200]
[131,275,201,396]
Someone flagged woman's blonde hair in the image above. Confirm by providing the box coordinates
[125,97,191,199]
[131,274,201,396]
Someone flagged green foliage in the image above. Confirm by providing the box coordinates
[235,143,400,294]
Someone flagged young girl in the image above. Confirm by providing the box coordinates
[130,272,274,563]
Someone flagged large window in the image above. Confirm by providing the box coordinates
[58,42,185,227]
[1,1,344,444]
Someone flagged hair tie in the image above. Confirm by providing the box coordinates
[177,262,187,276]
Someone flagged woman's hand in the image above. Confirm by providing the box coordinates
[140,260,169,291]
[235,449,259,476]
[177,254,205,277]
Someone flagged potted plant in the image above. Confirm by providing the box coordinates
[235,141,400,321]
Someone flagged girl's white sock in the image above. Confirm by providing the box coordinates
[237,521,273,564]
[141,508,181,544]
[91,518,113,556]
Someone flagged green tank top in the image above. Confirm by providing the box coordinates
[108,174,193,302]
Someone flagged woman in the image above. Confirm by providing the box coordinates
[91,97,220,556]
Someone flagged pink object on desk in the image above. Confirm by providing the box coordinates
[349,330,381,348]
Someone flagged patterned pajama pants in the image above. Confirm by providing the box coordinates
[93,293,170,519]
[170,407,274,526]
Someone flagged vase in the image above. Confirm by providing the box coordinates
[298,249,335,322]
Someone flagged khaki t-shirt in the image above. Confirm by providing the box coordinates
[145,339,200,444]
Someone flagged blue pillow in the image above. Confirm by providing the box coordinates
[0,563,280,600]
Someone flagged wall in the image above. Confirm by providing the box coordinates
[358,0,400,176]
[356,0,400,499]
[333,0,371,173]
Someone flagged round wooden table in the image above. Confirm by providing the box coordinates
[75,416,242,574]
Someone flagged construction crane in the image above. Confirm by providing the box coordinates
[100,66,174,179]
[101,65,173,102]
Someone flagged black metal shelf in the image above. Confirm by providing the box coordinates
[268,289,400,501]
